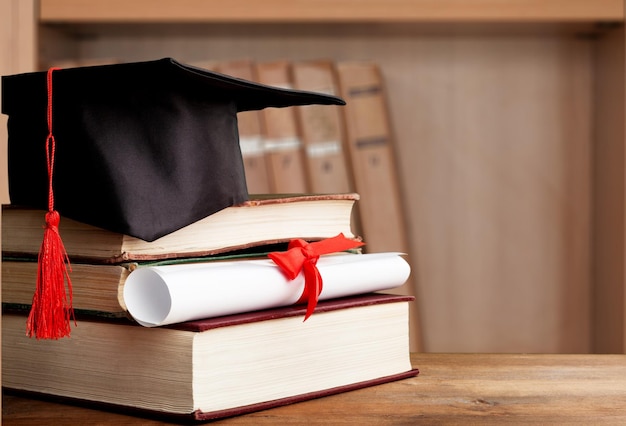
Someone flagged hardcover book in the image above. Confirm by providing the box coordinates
[3,293,418,422]
[216,59,272,194]
[335,62,407,255]
[2,193,359,263]
[255,60,310,194]
[291,60,353,194]
[335,61,421,350]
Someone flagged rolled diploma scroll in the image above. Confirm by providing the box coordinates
[123,252,410,327]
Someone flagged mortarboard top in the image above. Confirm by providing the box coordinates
[1,57,346,242]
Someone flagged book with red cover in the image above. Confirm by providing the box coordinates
[3,293,418,422]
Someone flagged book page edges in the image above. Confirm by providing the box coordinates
[3,193,359,263]
[192,368,419,421]
[174,293,414,332]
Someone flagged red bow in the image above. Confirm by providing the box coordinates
[268,233,364,320]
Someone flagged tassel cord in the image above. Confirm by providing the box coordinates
[26,67,75,339]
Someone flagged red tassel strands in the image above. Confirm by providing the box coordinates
[26,67,75,339]
[268,233,364,320]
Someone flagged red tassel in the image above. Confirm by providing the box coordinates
[26,67,75,339]
[27,211,74,339]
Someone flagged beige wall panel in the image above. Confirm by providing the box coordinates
[1,0,37,204]
[592,27,625,354]
[2,0,38,416]
[392,37,593,353]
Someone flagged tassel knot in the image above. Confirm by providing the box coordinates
[45,210,61,231]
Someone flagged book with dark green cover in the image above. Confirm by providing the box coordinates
[2,248,284,319]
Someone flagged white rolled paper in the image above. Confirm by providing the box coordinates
[123,252,410,327]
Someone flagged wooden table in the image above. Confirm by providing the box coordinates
[4,353,626,424]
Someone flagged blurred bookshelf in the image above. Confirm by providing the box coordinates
[2,0,626,354]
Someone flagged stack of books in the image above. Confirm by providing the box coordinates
[42,56,420,349]
[2,193,418,422]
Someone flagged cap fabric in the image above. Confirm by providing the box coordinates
[2,57,345,241]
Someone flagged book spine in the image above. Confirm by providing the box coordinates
[254,60,309,194]
[335,62,409,251]
[215,60,272,194]
[2,259,128,315]
[335,61,421,351]
[291,60,354,194]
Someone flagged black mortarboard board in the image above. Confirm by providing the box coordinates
[2,57,345,242]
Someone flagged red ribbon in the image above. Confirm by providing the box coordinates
[268,233,364,320]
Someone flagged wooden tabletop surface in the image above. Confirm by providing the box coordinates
[4,353,626,424]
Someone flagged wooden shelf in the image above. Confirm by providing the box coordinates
[40,0,623,24]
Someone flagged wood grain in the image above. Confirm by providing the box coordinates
[4,353,626,424]
[394,35,594,353]
[39,0,623,23]
[592,27,626,353]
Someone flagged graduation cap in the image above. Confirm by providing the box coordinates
[2,57,345,241]
[1,57,346,339]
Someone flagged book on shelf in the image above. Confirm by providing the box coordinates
[215,59,272,194]
[254,60,309,193]
[334,62,407,254]
[291,60,353,194]
[335,61,421,350]
[3,293,419,422]
[2,193,359,263]
[2,252,411,323]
